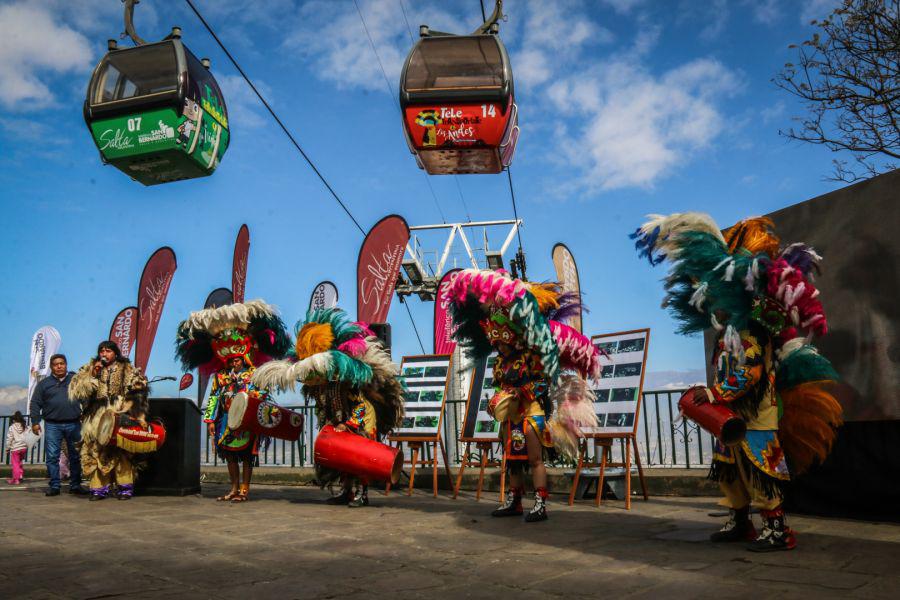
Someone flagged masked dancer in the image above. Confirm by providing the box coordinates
[253,307,404,507]
[633,213,842,551]
[447,269,601,522]
[175,300,290,502]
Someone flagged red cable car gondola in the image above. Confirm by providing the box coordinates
[399,2,518,175]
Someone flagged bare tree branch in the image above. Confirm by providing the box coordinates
[774,0,899,181]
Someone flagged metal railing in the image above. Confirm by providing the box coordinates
[2,389,713,470]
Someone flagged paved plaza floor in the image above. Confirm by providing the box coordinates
[0,481,897,599]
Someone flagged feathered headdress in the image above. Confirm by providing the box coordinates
[251,307,404,431]
[631,213,830,361]
[447,269,560,382]
[175,300,291,378]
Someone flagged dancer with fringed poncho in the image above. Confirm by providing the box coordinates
[633,213,842,551]
[447,269,601,522]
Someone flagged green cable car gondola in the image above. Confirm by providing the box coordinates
[84,3,229,186]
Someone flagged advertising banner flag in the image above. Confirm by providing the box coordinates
[179,373,194,391]
[205,287,233,309]
[27,326,61,416]
[309,280,339,312]
[232,224,250,304]
[551,242,583,333]
[135,247,177,373]
[356,215,410,324]
[197,288,234,405]
[434,268,461,354]
[109,306,138,359]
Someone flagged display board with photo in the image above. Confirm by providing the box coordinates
[459,352,500,442]
[391,354,452,440]
[581,329,650,435]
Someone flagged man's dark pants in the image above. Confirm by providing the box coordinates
[44,422,82,490]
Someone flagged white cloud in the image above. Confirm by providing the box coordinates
[746,0,781,25]
[760,99,786,124]
[699,0,729,41]
[598,0,646,14]
[547,57,742,191]
[283,0,420,94]
[0,2,93,109]
[643,370,706,390]
[0,385,27,413]
[218,74,271,129]
[514,0,611,88]
[800,0,842,24]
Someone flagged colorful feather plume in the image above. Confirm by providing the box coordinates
[765,258,828,341]
[250,306,404,433]
[632,212,726,265]
[774,340,842,474]
[448,269,560,382]
[550,320,601,380]
[547,375,599,459]
[723,216,780,258]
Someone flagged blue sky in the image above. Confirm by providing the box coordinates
[0,0,847,409]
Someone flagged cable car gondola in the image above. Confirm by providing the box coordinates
[399,1,518,175]
[84,1,229,186]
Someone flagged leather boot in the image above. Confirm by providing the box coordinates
[710,506,756,542]
[524,487,549,522]
[747,506,796,552]
[491,486,524,517]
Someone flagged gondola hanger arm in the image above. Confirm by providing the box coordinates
[472,0,503,35]
[123,0,148,46]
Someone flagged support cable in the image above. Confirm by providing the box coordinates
[454,176,472,222]
[183,0,365,234]
[506,167,524,252]
[398,0,416,44]
[354,0,446,224]
[403,300,427,353]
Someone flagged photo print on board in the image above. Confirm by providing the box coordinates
[582,329,650,435]
[393,354,452,438]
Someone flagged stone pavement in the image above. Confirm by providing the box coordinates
[0,480,897,599]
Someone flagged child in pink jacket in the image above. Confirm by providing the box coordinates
[6,411,28,484]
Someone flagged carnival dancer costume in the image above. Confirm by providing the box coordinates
[70,341,149,500]
[252,307,404,507]
[175,300,290,502]
[633,213,843,551]
[447,269,601,522]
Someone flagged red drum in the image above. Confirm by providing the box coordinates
[96,410,166,453]
[678,386,746,446]
[227,391,304,442]
[314,425,403,484]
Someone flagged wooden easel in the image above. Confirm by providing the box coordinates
[568,435,648,509]
[453,440,502,500]
[385,435,453,497]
